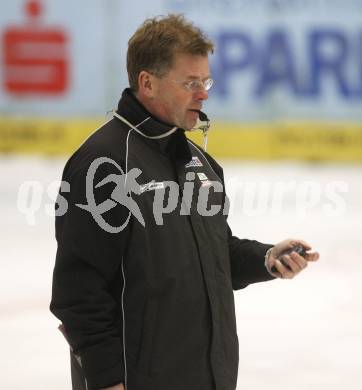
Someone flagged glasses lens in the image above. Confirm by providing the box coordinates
[204,78,213,91]
[182,78,213,92]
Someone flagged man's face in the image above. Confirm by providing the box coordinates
[148,53,211,130]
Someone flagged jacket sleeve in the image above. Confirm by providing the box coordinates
[227,225,275,290]
[50,153,130,389]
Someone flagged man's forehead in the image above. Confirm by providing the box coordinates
[170,53,210,77]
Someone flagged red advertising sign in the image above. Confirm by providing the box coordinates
[2,0,69,95]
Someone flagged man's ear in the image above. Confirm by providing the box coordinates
[138,71,155,98]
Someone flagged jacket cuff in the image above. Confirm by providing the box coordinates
[78,339,124,389]
[264,247,278,278]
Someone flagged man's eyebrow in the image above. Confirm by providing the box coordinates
[185,74,212,80]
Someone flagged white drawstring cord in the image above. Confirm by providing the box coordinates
[113,111,178,139]
[113,111,210,151]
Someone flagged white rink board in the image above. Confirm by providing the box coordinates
[0,157,361,389]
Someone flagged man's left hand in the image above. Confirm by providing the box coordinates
[266,239,320,279]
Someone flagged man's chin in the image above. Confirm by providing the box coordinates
[174,114,198,130]
[183,118,198,131]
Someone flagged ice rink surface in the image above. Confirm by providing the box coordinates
[1,156,361,389]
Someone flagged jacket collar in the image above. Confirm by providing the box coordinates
[116,88,191,163]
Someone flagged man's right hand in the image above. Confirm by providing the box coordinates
[102,384,125,390]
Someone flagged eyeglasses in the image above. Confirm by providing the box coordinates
[172,78,213,92]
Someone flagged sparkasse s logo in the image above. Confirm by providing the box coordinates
[2,0,69,96]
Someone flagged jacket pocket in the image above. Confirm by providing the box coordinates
[136,299,159,376]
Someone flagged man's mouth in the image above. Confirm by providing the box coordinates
[189,109,202,116]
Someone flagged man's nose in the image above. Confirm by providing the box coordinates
[194,89,208,101]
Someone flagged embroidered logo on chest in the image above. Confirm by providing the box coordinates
[185,156,203,168]
[197,172,212,187]
[139,181,165,193]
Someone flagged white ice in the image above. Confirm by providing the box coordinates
[1,156,361,389]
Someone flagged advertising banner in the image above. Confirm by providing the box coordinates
[0,0,361,159]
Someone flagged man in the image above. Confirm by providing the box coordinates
[50,15,319,390]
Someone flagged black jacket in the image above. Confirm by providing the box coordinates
[50,89,274,390]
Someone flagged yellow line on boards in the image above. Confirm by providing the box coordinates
[1,116,362,161]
